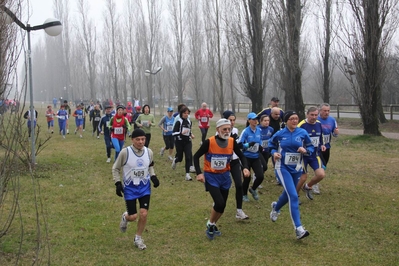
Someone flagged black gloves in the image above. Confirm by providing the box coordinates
[115,181,124,197]
[231,133,239,140]
[151,175,160,188]
[249,142,257,147]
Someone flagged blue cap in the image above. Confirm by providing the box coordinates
[167,107,173,112]
[247,112,257,120]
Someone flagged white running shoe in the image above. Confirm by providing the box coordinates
[160,147,165,156]
[185,173,192,181]
[189,166,196,173]
[312,183,320,194]
[119,212,128,233]
[236,209,249,220]
[295,226,310,240]
[171,158,177,169]
[134,238,147,250]
[106,158,111,163]
[168,156,174,161]
[270,202,280,222]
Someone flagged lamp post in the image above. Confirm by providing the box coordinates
[1,5,62,165]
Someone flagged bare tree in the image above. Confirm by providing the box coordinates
[203,0,226,114]
[311,0,342,103]
[104,0,119,101]
[270,0,307,118]
[338,0,399,135]
[76,0,97,100]
[168,0,187,105]
[137,0,162,107]
[187,0,205,109]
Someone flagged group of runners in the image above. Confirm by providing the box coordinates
[25,97,339,248]
[108,97,339,249]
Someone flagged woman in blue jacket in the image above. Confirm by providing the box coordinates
[268,110,314,240]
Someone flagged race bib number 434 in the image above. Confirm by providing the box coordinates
[211,157,227,170]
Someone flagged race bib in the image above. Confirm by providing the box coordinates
[285,152,300,165]
[310,136,320,147]
[247,143,259,153]
[323,134,331,144]
[114,127,123,134]
[142,120,149,127]
[167,125,173,131]
[262,140,268,148]
[200,117,208,123]
[58,115,65,120]
[211,157,228,170]
[106,121,110,127]
[94,117,100,121]
[77,115,83,119]
[128,168,148,186]
[182,127,190,136]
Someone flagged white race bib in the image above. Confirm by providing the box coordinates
[114,127,123,134]
[128,167,148,186]
[182,127,190,136]
[142,120,149,127]
[77,115,83,119]
[200,117,208,123]
[167,125,173,131]
[323,134,331,144]
[211,157,228,170]
[94,117,100,121]
[247,143,259,153]
[310,136,320,147]
[284,152,300,165]
[262,140,268,148]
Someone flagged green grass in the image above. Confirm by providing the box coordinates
[1,108,399,265]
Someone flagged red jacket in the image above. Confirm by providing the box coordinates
[195,108,213,129]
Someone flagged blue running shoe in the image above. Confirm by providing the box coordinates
[249,187,259,200]
[206,224,215,240]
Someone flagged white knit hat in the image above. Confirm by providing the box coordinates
[216,118,231,128]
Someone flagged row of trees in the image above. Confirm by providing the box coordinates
[9,0,399,135]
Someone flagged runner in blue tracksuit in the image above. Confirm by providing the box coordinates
[238,112,264,201]
[98,105,114,163]
[318,103,339,167]
[73,104,84,138]
[57,105,68,138]
[158,107,175,161]
[258,114,274,172]
[268,110,314,240]
[297,107,326,199]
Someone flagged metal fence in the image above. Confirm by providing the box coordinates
[221,103,399,120]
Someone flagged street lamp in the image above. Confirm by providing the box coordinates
[144,66,162,76]
[1,5,62,165]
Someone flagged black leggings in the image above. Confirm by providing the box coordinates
[175,139,192,173]
[200,128,209,143]
[92,121,100,136]
[145,133,151,147]
[206,183,229,213]
[242,157,264,195]
[230,159,243,209]
[320,148,331,166]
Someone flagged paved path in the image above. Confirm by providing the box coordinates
[338,128,399,140]
[209,117,399,140]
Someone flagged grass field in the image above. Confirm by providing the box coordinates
[1,108,399,265]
